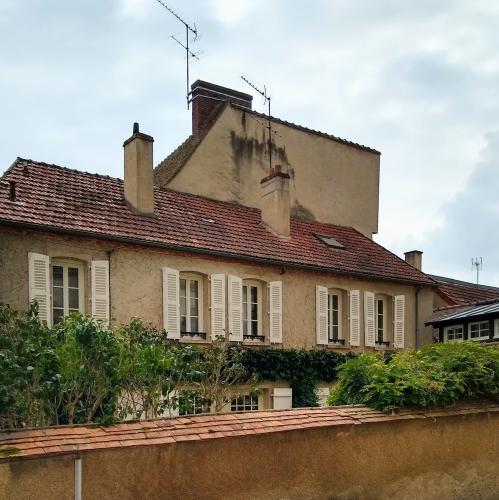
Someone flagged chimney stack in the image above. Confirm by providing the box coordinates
[123,122,154,215]
[260,165,291,239]
[190,80,253,136]
[404,250,423,271]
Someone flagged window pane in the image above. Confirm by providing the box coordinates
[332,295,338,309]
[68,288,79,310]
[251,302,258,321]
[243,320,248,335]
[251,320,258,335]
[68,267,79,288]
[53,308,64,325]
[191,317,199,333]
[190,297,198,317]
[180,279,186,298]
[190,280,198,298]
[52,266,63,287]
[180,316,187,332]
[53,286,64,308]
[332,310,338,326]
[251,286,258,304]
[243,286,248,304]
[180,294,186,317]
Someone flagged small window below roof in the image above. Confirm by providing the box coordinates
[315,233,345,250]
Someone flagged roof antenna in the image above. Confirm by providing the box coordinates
[471,257,483,284]
[241,76,273,172]
[154,0,200,109]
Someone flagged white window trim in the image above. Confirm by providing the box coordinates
[179,273,204,334]
[468,321,490,341]
[230,394,259,412]
[376,297,387,343]
[443,324,464,342]
[242,280,263,337]
[327,290,343,343]
[51,259,85,322]
[495,319,499,339]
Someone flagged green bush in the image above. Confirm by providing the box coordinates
[328,342,499,411]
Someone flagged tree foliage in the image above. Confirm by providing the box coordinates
[328,341,499,412]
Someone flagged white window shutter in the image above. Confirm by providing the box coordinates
[228,275,243,341]
[162,267,180,339]
[210,273,226,340]
[316,285,328,345]
[28,252,51,327]
[91,260,110,326]
[269,281,283,343]
[364,291,375,347]
[272,388,293,410]
[349,290,360,346]
[394,295,405,349]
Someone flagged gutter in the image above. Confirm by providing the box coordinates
[0,219,435,287]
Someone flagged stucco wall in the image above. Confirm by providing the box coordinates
[0,228,434,352]
[1,408,498,500]
[165,105,380,237]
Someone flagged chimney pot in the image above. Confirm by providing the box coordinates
[123,124,154,215]
[9,181,16,202]
[405,250,423,271]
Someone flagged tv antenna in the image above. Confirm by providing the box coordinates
[241,76,273,172]
[471,257,483,284]
[154,0,199,109]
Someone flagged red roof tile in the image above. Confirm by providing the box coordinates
[0,159,433,285]
[1,401,497,461]
[431,275,499,306]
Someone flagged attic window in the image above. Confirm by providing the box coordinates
[315,233,345,250]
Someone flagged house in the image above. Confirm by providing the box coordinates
[0,85,436,411]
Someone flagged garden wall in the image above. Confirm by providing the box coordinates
[1,400,498,500]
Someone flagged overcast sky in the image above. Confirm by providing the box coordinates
[2,0,499,285]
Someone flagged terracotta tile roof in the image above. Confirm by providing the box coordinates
[430,274,499,306]
[1,401,496,462]
[0,158,433,285]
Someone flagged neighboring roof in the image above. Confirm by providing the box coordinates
[430,274,499,306]
[0,159,434,285]
[428,299,499,325]
[1,401,497,461]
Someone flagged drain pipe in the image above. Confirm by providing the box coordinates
[415,286,421,350]
[75,457,82,500]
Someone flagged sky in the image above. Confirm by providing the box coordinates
[1,0,499,285]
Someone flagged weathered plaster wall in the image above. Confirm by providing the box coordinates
[1,409,498,500]
[0,228,434,351]
[165,105,380,237]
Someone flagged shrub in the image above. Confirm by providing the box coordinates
[328,342,499,411]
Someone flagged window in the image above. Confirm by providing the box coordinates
[178,391,209,416]
[327,292,342,342]
[444,325,464,342]
[51,260,84,324]
[243,281,262,338]
[180,274,203,335]
[495,320,499,339]
[231,394,259,412]
[376,298,386,343]
[314,233,345,250]
[468,321,490,340]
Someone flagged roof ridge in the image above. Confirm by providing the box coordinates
[430,274,499,292]
[231,103,381,155]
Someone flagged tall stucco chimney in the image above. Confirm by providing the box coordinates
[123,123,154,215]
[190,80,253,135]
[405,250,423,271]
[260,165,291,239]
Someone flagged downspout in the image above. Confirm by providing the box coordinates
[415,286,421,350]
[74,457,82,500]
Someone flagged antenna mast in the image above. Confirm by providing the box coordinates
[154,0,199,109]
[471,257,483,284]
[241,76,273,172]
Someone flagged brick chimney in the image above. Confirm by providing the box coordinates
[405,250,423,271]
[260,165,291,239]
[123,123,154,215]
[190,80,253,135]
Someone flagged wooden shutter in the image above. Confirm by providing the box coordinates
[210,274,226,340]
[28,252,51,326]
[162,267,180,339]
[316,285,328,345]
[91,261,110,326]
[349,290,360,346]
[269,281,283,343]
[364,291,375,347]
[228,275,243,341]
[393,295,405,349]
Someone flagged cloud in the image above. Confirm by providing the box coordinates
[210,0,260,25]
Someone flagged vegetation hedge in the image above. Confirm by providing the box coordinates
[328,341,499,411]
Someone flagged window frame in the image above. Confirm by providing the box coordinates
[495,319,499,339]
[179,273,204,335]
[327,290,343,343]
[230,394,259,412]
[375,297,387,343]
[242,280,263,338]
[468,321,490,341]
[443,324,464,342]
[51,259,85,324]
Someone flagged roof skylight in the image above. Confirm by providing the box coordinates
[314,233,345,250]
